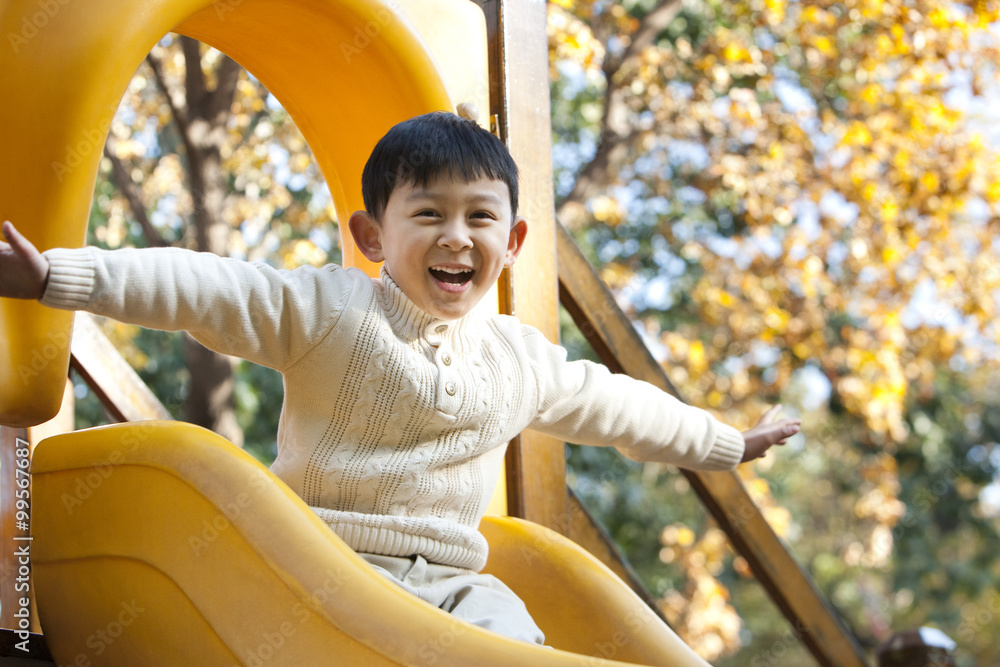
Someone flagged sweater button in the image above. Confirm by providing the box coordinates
[445,381,457,396]
[435,324,448,334]
[441,353,452,366]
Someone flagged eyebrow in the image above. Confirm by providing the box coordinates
[404,189,504,207]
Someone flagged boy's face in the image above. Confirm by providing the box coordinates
[349,175,527,321]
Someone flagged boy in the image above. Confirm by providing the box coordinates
[0,112,799,645]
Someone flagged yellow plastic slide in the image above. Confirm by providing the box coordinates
[31,422,710,666]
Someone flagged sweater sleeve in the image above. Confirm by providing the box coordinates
[41,246,355,371]
[522,326,744,471]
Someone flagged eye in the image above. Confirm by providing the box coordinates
[469,210,498,225]
[414,209,440,219]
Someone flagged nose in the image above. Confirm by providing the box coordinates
[437,218,473,251]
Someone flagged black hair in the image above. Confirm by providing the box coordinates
[361,111,519,223]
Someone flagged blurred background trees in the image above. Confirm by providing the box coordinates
[81,1,1000,663]
[82,34,337,462]
[550,0,1000,664]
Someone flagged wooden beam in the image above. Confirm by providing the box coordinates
[474,0,568,532]
[69,312,172,423]
[556,221,869,667]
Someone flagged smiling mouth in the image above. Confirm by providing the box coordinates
[429,266,475,285]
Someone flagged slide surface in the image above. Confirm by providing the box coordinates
[31,421,710,666]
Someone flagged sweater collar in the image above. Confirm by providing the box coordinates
[378,266,480,345]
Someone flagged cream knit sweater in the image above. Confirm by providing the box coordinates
[42,246,744,571]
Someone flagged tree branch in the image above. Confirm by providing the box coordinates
[557,0,681,224]
[181,36,207,119]
[146,51,190,139]
[207,55,243,122]
[617,0,683,71]
[103,139,169,248]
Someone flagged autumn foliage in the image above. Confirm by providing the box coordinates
[550,0,1000,663]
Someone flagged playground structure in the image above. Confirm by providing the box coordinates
[0,0,895,664]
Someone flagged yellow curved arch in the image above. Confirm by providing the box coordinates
[0,0,488,426]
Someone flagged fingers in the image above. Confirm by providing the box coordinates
[771,419,802,445]
[2,221,36,256]
[759,403,783,425]
[2,220,20,242]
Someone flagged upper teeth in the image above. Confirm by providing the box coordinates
[433,266,470,273]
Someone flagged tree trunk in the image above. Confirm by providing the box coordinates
[141,37,246,447]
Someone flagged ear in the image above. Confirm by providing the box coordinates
[348,210,385,262]
[504,216,528,268]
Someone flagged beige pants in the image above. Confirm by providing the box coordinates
[359,552,546,646]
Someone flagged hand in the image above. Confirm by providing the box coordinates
[741,404,801,463]
[0,221,50,300]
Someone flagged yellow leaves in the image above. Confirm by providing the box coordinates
[859,182,876,202]
[661,523,696,548]
[986,179,1000,204]
[906,98,960,136]
[281,239,326,269]
[763,306,791,334]
[763,0,785,25]
[837,329,910,443]
[880,200,900,226]
[800,5,833,27]
[843,121,872,147]
[861,83,882,106]
[927,6,951,29]
[722,42,750,64]
[598,262,631,290]
[715,289,736,308]
[875,33,897,58]
[658,524,742,660]
[547,4,603,72]
[589,194,625,225]
[812,35,836,58]
[919,171,940,194]
[688,340,708,376]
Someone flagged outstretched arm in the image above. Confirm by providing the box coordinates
[741,404,800,462]
[0,221,49,300]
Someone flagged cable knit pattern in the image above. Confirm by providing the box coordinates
[40,246,746,571]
